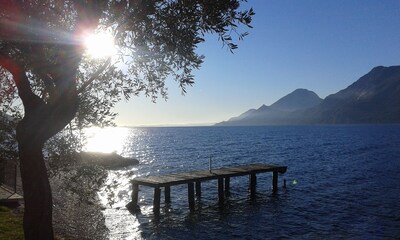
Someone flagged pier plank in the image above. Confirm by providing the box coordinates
[134,164,286,187]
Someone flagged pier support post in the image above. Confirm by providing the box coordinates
[126,181,140,212]
[224,177,230,196]
[165,186,171,204]
[272,171,278,193]
[131,182,139,206]
[249,173,257,198]
[218,177,224,206]
[188,182,195,210]
[195,181,201,198]
[153,187,161,215]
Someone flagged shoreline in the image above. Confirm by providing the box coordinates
[1,152,139,239]
[53,152,139,239]
[51,166,109,239]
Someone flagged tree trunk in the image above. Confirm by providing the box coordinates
[0,51,79,239]
[15,105,77,239]
[0,7,98,236]
[16,113,55,240]
[18,140,54,239]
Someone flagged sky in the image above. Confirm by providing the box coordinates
[114,0,400,127]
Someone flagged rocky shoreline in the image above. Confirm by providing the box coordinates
[76,152,139,170]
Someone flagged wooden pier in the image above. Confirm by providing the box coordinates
[127,163,287,215]
[0,184,23,207]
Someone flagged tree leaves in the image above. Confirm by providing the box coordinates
[101,0,254,99]
[0,0,254,161]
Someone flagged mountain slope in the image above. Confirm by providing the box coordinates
[306,65,400,123]
[216,89,322,126]
[216,65,400,126]
[270,88,322,111]
[226,108,257,122]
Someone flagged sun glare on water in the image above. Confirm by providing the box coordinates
[84,127,130,154]
[84,31,117,59]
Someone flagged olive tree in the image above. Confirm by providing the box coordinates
[0,1,253,239]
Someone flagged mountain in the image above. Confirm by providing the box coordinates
[216,65,400,126]
[226,108,257,122]
[270,88,323,111]
[305,65,400,123]
[216,89,323,126]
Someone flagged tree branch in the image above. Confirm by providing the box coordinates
[77,57,111,94]
[0,54,43,113]
[15,44,56,95]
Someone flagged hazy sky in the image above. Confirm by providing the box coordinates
[114,0,400,127]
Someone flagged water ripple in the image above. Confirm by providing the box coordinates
[93,125,400,239]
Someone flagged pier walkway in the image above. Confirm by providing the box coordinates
[0,184,23,207]
[127,163,287,215]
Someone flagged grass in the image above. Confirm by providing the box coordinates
[0,205,24,240]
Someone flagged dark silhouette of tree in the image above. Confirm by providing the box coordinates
[0,1,253,239]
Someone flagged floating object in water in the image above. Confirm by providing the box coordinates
[292,180,298,185]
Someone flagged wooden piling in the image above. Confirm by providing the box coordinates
[165,186,171,204]
[218,177,224,205]
[249,173,257,198]
[153,187,161,215]
[224,177,230,196]
[195,181,201,198]
[188,182,195,210]
[272,171,278,192]
[131,182,139,206]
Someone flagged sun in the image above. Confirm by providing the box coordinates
[83,31,117,59]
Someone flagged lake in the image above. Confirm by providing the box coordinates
[86,125,400,239]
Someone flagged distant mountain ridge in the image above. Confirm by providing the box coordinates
[269,88,322,111]
[216,65,400,126]
[217,89,323,126]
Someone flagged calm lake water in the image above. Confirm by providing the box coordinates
[86,125,400,239]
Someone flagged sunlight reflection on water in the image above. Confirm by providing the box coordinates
[97,168,144,239]
[83,127,146,239]
[102,208,142,240]
[84,127,131,154]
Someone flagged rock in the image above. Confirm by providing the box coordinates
[76,152,139,170]
[126,201,141,214]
